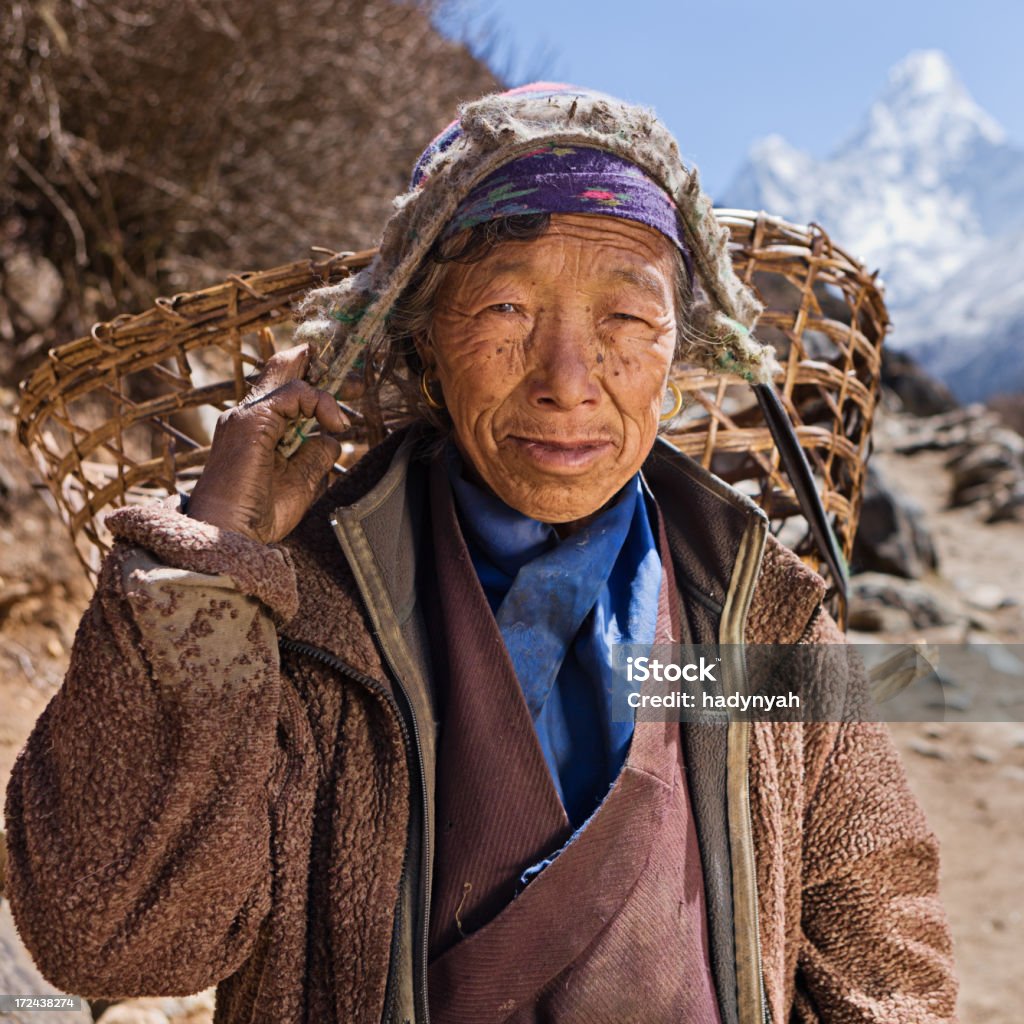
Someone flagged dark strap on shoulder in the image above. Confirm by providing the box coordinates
[752,382,849,616]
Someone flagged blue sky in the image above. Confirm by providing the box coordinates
[436,0,1024,195]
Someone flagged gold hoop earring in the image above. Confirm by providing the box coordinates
[660,380,683,422]
[419,369,445,411]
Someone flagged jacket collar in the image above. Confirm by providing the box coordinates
[322,424,826,669]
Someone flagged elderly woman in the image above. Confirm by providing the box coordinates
[5,85,956,1024]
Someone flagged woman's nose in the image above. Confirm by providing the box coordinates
[525,314,601,411]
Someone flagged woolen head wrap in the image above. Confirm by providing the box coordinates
[439,144,695,284]
[286,81,779,451]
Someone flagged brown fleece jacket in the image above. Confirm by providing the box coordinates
[3,438,957,1023]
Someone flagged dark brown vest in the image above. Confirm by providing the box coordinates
[424,463,722,1023]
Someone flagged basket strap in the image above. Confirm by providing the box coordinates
[752,382,849,614]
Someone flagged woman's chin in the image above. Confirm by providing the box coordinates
[487,472,626,527]
[459,435,645,523]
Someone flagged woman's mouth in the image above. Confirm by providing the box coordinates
[505,435,615,472]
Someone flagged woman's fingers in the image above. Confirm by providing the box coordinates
[287,434,343,494]
[312,387,350,436]
[239,379,347,441]
[188,344,350,543]
[244,346,348,434]
[248,343,310,393]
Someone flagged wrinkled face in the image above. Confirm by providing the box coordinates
[420,213,678,527]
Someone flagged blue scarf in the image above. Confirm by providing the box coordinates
[446,446,662,827]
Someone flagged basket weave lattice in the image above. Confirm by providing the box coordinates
[664,211,887,609]
[17,212,887,622]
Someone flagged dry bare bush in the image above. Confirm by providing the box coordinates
[0,0,496,382]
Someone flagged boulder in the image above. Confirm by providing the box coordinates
[852,463,938,578]
[848,572,961,631]
[963,583,1017,611]
[890,404,1000,454]
[908,739,952,761]
[988,479,1024,522]
[96,1007,170,1024]
[1,249,63,330]
[948,437,1024,507]
[881,348,959,416]
[95,992,214,1024]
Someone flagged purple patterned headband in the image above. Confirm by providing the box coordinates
[441,143,694,284]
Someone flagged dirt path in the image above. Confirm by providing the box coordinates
[866,443,1024,1024]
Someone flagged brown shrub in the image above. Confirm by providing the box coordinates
[0,0,497,381]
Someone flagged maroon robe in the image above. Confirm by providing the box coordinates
[425,463,722,1023]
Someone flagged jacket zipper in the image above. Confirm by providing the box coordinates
[729,718,769,1024]
[743,601,823,1024]
[366,640,431,1024]
[277,637,419,1024]
[742,721,771,1024]
[719,514,771,1024]
[795,603,823,646]
[328,509,435,1024]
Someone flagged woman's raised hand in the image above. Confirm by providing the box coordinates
[186,344,349,543]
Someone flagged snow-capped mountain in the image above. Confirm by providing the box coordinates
[719,50,1024,400]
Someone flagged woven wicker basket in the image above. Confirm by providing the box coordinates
[16,211,887,624]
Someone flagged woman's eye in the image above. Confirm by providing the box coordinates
[487,302,519,314]
[610,312,645,323]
